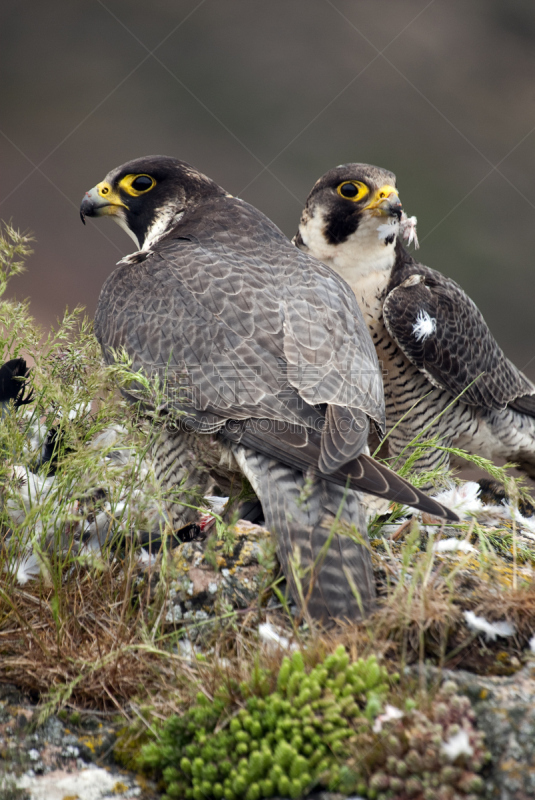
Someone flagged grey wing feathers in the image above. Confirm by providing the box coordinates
[319,406,369,473]
[383,249,535,412]
[95,201,456,528]
[508,394,535,416]
[96,198,385,445]
[224,417,458,521]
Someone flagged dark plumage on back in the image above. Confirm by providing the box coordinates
[383,245,535,411]
[81,155,456,623]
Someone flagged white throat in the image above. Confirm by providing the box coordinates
[112,205,185,250]
[299,211,397,285]
[113,210,139,247]
[142,206,185,249]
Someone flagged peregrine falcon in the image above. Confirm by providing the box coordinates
[294,164,535,481]
[80,155,455,623]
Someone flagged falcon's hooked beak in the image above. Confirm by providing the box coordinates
[363,185,402,220]
[80,182,126,224]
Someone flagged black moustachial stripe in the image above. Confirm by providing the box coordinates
[323,204,360,245]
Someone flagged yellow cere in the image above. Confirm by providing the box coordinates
[95,181,126,215]
[364,184,399,211]
[97,181,113,198]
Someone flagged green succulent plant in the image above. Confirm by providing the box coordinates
[139,645,391,799]
[356,681,490,800]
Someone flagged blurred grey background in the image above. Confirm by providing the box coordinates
[2,0,535,376]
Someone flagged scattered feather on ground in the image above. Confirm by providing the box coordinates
[464,610,516,641]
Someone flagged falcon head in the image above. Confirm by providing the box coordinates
[294,164,405,274]
[80,155,228,250]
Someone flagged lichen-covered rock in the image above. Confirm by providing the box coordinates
[160,520,277,635]
[0,684,153,798]
[444,662,535,800]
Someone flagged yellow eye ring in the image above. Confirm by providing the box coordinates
[337,181,368,202]
[119,174,156,197]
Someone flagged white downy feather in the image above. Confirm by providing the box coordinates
[464,610,515,641]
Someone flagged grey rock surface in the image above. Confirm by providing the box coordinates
[0,684,156,799]
[436,662,535,800]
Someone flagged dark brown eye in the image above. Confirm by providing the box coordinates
[132,175,154,192]
[339,182,359,198]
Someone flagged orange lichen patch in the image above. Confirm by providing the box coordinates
[77,734,103,753]
[500,758,524,776]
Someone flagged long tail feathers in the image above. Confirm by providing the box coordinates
[345,454,459,522]
[234,447,376,624]
[228,424,458,523]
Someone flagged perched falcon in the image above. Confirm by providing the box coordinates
[294,164,535,482]
[80,155,455,623]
